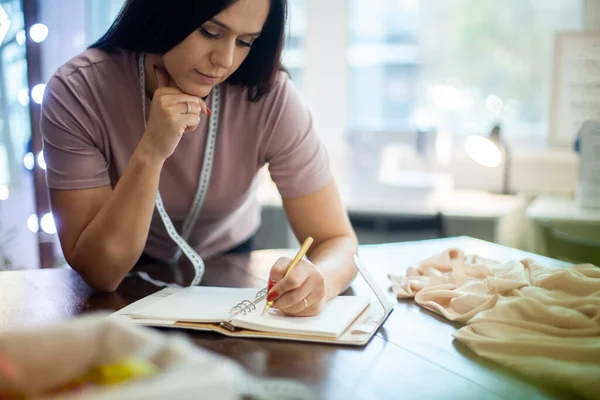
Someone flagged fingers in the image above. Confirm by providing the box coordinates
[266,258,328,317]
[160,94,209,115]
[152,67,210,115]
[268,258,315,307]
[154,66,172,88]
[274,272,327,315]
[181,113,201,133]
[151,92,208,134]
[268,259,310,301]
[280,289,324,316]
[268,257,292,284]
[182,100,209,116]
[272,279,312,310]
[178,101,202,115]
[160,94,200,107]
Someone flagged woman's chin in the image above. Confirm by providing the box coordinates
[180,82,214,99]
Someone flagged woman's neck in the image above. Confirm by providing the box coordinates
[143,53,164,98]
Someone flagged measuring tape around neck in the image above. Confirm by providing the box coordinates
[132,52,220,287]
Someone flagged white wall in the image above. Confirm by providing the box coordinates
[585,0,600,28]
[304,0,348,179]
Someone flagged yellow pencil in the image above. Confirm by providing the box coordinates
[261,236,313,316]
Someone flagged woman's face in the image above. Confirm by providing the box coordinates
[162,0,270,97]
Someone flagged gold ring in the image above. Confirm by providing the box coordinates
[186,102,191,114]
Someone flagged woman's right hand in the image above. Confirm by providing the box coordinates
[140,67,209,162]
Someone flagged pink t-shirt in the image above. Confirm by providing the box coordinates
[40,48,331,261]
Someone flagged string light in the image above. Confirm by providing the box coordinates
[23,152,35,170]
[0,185,8,201]
[37,151,46,170]
[40,213,56,234]
[27,214,39,233]
[29,23,48,43]
[16,29,26,45]
[18,88,30,106]
[31,84,46,104]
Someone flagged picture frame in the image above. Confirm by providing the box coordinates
[549,30,600,147]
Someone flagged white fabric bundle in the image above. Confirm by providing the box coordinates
[0,314,316,400]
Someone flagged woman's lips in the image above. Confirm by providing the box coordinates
[194,69,219,85]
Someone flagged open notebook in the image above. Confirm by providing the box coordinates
[110,256,394,346]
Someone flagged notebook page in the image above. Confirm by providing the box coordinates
[110,288,180,327]
[130,287,261,323]
[231,296,370,338]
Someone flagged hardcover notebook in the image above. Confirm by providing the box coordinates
[110,256,394,346]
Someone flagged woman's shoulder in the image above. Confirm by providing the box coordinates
[43,47,139,123]
[41,48,138,136]
[48,47,136,92]
[222,70,293,106]
[220,70,300,125]
[219,70,312,150]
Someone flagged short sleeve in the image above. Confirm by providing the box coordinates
[263,74,331,198]
[40,73,111,190]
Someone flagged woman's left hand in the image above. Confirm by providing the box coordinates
[266,257,328,317]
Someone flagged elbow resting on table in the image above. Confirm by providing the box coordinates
[79,271,122,293]
[68,240,139,292]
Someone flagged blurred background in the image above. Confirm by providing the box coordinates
[1,0,599,271]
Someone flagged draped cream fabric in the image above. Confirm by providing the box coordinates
[389,249,600,400]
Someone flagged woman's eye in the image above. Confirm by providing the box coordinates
[237,40,252,48]
[200,27,219,39]
[200,26,253,48]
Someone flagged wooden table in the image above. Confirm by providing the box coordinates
[0,237,579,400]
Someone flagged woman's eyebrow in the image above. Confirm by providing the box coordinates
[209,18,262,37]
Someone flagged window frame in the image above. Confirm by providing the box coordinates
[300,0,595,153]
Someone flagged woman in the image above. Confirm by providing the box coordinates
[40,0,358,317]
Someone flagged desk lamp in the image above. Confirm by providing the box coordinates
[464,124,511,194]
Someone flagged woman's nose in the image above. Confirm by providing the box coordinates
[211,40,236,70]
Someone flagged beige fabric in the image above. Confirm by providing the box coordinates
[389,249,600,400]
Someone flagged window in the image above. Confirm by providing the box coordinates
[348,0,584,141]
[0,0,38,270]
[86,0,126,43]
[283,0,306,89]
[0,0,31,187]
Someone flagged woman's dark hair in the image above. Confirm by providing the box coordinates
[90,0,287,102]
